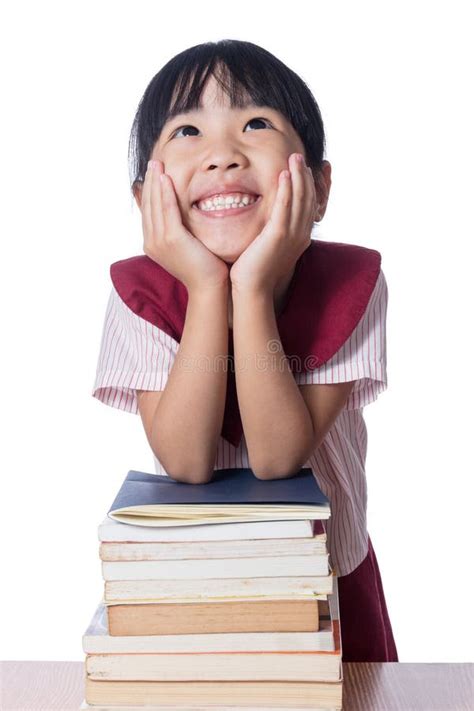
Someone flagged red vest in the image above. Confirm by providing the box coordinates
[110,239,381,448]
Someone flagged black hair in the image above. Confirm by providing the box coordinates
[128,39,327,199]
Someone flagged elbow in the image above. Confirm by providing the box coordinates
[157,452,214,485]
[164,467,214,485]
[251,462,304,481]
[161,460,214,485]
[250,437,315,480]
[151,441,215,485]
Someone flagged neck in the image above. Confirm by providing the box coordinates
[227,266,296,329]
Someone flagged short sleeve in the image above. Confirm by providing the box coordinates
[293,268,388,409]
[91,286,179,413]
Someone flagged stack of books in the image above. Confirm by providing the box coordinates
[80,467,343,710]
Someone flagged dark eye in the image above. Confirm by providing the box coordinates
[172,125,200,138]
[171,117,273,139]
[245,117,273,131]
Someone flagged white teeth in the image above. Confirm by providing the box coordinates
[196,193,258,211]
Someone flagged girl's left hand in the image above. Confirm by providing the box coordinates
[229,152,320,294]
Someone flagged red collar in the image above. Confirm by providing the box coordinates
[111,239,381,447]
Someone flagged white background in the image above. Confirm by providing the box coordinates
[1,1,473,663]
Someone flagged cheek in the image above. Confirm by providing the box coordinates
[262,183,279,217]
[157,170,189,212]
[149,148,181,184]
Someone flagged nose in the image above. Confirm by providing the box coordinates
[201,143,249,172]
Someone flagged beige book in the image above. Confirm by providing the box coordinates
[99,535,327,561]
[107,598,320,636]
[85,678,342,708]
[80,702,339,710]
[102,554,329,581]
[104,572,333,603]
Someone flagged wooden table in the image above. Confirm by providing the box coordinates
[1,661,472,710]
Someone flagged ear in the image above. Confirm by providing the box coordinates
[313,160,332,221]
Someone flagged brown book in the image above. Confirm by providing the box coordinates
[85,677,342,708]
[108,598,319,636]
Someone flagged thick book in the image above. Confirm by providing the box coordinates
[80,703,339,711]
[107,598,320,636]
[108,468,330,526]
[84,678,342,708]
[99,532,327,561]
[83,600,335,654]
[98,515,324,542]
[104,572,333,604]
[101,553,329,581]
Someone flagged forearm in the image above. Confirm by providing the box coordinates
[232,287,314,478]
[152,284,229,483]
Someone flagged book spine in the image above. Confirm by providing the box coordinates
[107,599,320,636]
[85,650,341,682]
[99,538,327,561]
[101,555,329,581]
[84,678,343,707]
[98,519,314,542]
[104,574,333,601]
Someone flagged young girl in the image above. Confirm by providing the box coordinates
[92,39,398,663]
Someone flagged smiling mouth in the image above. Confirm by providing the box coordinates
[192,195,262,218]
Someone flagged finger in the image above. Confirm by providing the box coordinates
[149,160,165,243]
[305,165,321,221]
[141,160,154,242]
[159,172,186,239]
[294,160,320,231]
[304,163,322,221]
[267,168,292,239]
[288,153,307,237]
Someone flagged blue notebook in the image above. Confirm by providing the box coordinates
[108,468,331,527]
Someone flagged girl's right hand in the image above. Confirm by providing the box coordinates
[141,159,230,293]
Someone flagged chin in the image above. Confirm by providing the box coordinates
[195,231,256,264]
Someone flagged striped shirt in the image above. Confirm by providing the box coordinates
[92,268,388,577]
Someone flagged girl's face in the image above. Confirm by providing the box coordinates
[149,74,316,264]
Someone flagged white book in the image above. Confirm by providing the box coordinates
[99,536,327,561]
[83,600,335,654]
[98,515,319,542]
[101,554,329,581]
[80,703,339,711]
[104,573,334,603]
[85,649,341,682]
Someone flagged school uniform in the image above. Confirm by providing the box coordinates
[92,238,398,662]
